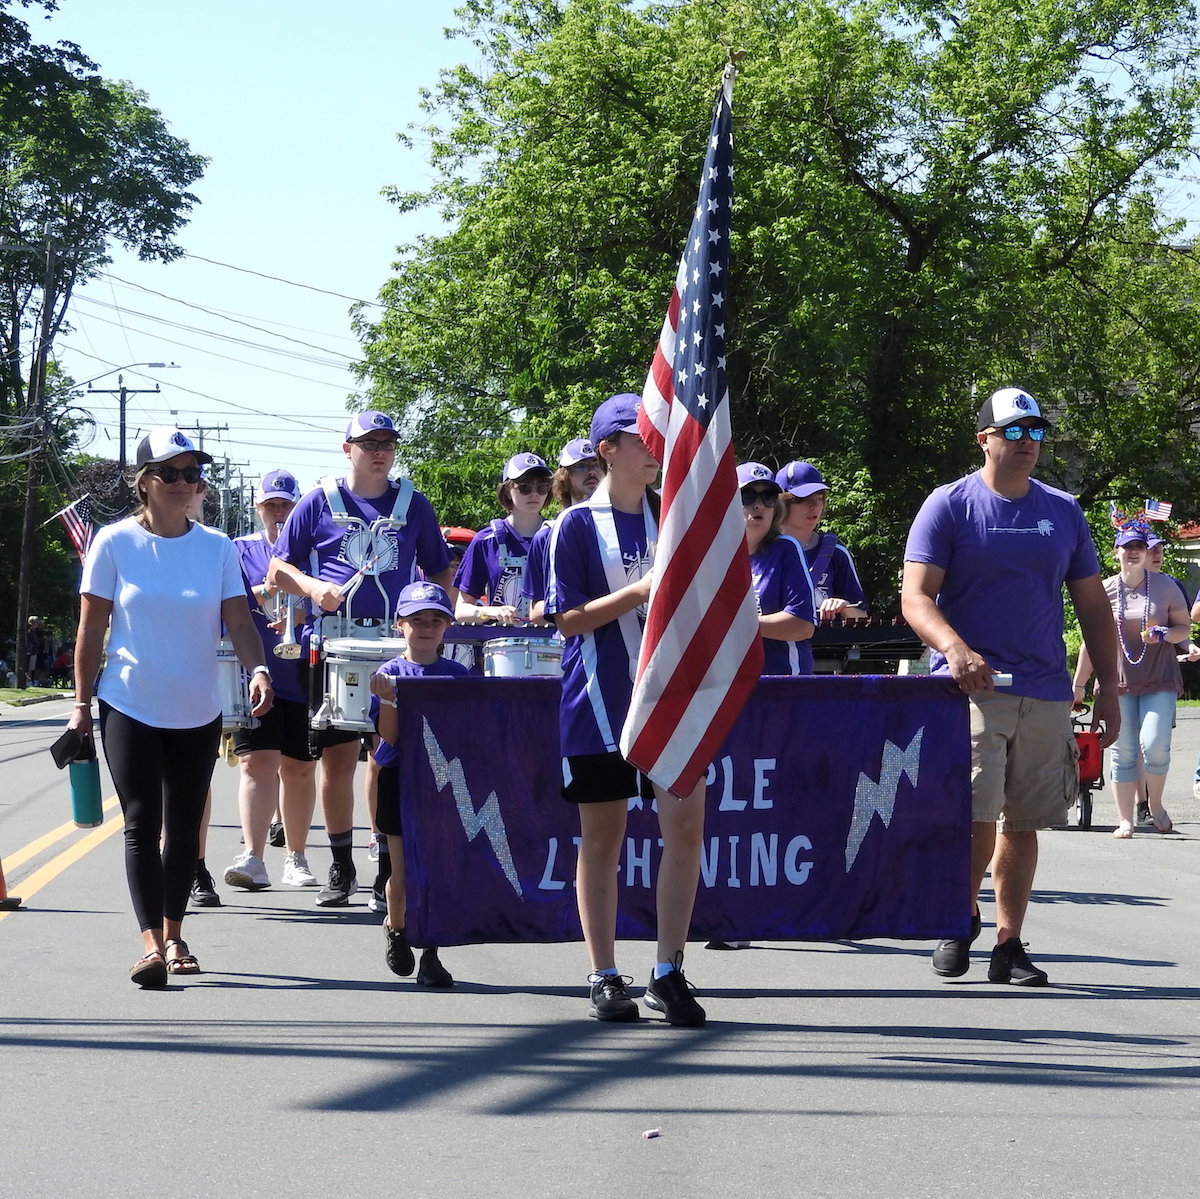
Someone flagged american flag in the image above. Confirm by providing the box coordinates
[619,68,763,799]
[1144,499,1173,521]
[56,496,94,562]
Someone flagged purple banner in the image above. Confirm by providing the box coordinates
[395,676,971,946]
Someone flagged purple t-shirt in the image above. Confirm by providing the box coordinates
[546,503,653,756]
[370,654,472,768]
[753,536,817,675]
[234,530,304,704]
[520,523,553,606]
[904,471,1100,700]
[802,534,868,610]
[274,478,450,626]
[454,517,543,607]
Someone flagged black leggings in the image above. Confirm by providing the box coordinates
[98,702,222,931]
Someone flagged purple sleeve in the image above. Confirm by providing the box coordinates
[273,488,322,569]
[904,487,954,568]
[547,509,595,615]
[409,491,452,579]
[1064,504,1101,582]
[521,527,550,603]
[454,529,493,600]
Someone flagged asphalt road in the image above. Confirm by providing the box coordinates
[1,695,1197,1199]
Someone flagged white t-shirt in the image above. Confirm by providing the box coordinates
[80,516,245,728]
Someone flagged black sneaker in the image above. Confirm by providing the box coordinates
[384,922,415,976]
[268,821,286,848]
[644,963,705,1026]
[316,862,358,907]
[416,948,454,988]
[987,937,1049,986]
[587,973,638,1022]
[190,862,221,907]
[931,906,982,977]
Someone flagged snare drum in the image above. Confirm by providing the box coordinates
[317,637,406,731]
[483,637,564,678]
[217,639,252,732]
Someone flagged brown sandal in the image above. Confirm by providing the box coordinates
[130,950,167,988]
[164,939,201,975]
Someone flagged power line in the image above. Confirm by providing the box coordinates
[180,251,384,307]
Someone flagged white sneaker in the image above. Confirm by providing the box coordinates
[367,833,380,862]
[281,851,318,887]
[1193,779,1200,802]
[224,851,270,890]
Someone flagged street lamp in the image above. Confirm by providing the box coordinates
[84,362,181,471]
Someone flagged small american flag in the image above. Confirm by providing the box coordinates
[56,496,94,562]
[620,67,763,799]
[1144,499,1173,521]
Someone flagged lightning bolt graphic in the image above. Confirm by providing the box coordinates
[845,728,924,872]
[422,717,523,896]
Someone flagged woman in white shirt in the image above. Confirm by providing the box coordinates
[66,428,272,987]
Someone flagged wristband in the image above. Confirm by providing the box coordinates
[1151,626,1168,643]
[250,665,271,678]
[74,700,92,708]
[379,698,397,708]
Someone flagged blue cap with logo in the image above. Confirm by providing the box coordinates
[344,410,398,442]
[503,452,551,481]
[256,469,302,504]
[775,460,828,499]
[736,462,781,490]
[394,581,455,619]
[558,438,597,467]
[590,393,642,447]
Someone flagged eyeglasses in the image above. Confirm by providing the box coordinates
[148,465,204,485]
[514,480,551,496]
[352,438,397,452]
[740,487,778,508]
[567,459,599,473]
[990,425,1046,442]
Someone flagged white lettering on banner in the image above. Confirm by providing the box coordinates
[709,755,777,811]
[423,718,523,896]
[845,728,925,871]
[538,832,816,892]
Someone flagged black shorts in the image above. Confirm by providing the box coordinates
[562,752,655,805]
[374,763,403,837]
[231,696,315,762]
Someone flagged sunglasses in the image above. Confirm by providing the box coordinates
[352,438,397,452]
[991,425,1046,442]
[148,465,204,485]
[740,487,779,508]
[514,480,551,496]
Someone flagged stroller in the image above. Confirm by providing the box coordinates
[1071,704,1105,828]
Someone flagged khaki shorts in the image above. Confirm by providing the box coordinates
[969,692,1078,831]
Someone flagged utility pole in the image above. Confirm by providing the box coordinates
[14,227,58,690]
[88,374,170,473]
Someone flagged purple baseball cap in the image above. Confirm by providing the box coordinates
[394,581,455,619]
[590,393,642,446]
[256,469,302,504]
[503,452,551,481]
[135,427,213,467]
[558,438,597,467]
[344,410,398,442]
[775,460,828,498]
[736,462,781,491]
[1114,529,1150,549]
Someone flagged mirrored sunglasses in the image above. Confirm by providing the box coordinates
[993,425,1046,442]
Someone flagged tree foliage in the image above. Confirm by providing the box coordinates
[356,0,1200,607]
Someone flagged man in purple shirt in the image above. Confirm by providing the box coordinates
[902,387,1119,986]
[269,412,455,906]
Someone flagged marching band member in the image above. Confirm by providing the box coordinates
[775,460,868,619]
[223,470,320,891]
[67,428,272,986]
[454,452,552,625]
[269,412,454,907]
[546,393,707,1026]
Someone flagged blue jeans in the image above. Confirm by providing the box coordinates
[1110,691,1176,784]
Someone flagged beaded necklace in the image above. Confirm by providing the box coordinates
[1116,570,1150,666]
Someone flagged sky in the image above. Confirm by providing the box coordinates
[34,0,473,499]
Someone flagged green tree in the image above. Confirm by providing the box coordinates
[356,0,1200,608]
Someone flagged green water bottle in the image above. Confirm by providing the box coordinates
[69,738,103,828]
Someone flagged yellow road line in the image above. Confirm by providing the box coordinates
[3,796,121,870]
[0,808,124,924]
